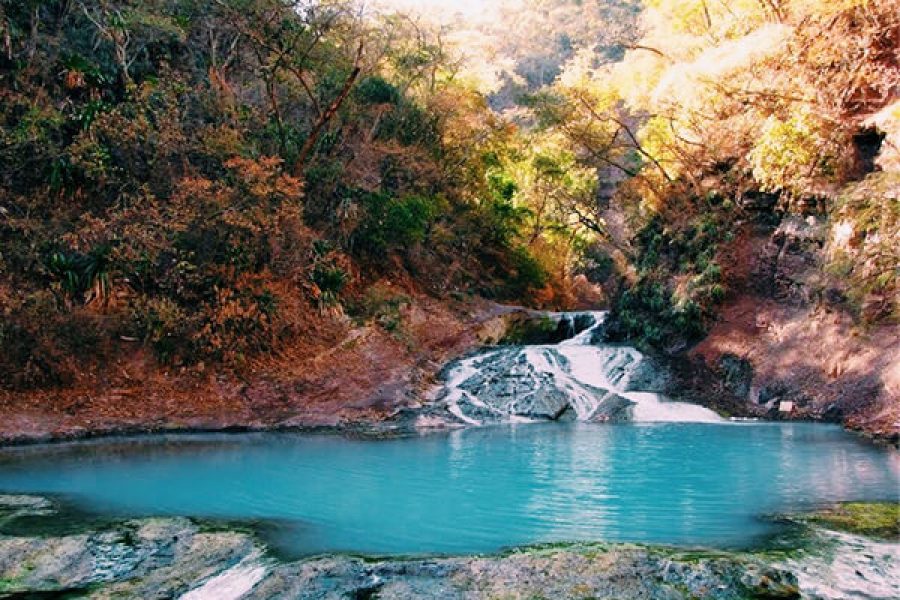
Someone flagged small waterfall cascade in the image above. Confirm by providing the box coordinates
[435,312,722,426]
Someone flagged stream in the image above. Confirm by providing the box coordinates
[0,312,896,561]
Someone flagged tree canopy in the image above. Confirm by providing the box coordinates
[1,0,897,387]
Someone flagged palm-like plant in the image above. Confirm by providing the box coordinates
[47,245,113,306]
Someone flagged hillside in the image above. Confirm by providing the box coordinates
[0,0,898,442]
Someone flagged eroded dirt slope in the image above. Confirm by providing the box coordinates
[0,285,517,444]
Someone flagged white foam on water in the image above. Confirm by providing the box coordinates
[559,342,720,423]
[780,529,900,600]
[440,311,722,425]
[180,552,268,600]
[627,392,724,423]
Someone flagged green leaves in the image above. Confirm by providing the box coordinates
[310,264,348,307]
[355,76,401,106]
[353,193,439,254]
[46,245,112,304]
[749,110,844,196]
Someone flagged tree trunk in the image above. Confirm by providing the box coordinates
[294,42,364,175]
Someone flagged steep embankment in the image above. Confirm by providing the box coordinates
[668,217,899,443]
[0,287,530,444]
[0,0,560,444]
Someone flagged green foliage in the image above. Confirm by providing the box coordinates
[0,0,561,384]
[353,193,439,255]
[634,211,726,277]
[608,279,706,349]
[311,264,349,308]
[808,502,900,540]
[488,170,518,202]
[46,246,113,304]
[479,198,531,248]
[750,110,845,196]
[355,77,401,105]
[496,245,548,299]
[606,201,732,350]
[375,100,440,148]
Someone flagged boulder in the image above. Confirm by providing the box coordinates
[719,354,754,400]
[587,392,635,423]
[619,355,672,393]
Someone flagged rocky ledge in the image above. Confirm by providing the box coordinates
[0,495,897,599]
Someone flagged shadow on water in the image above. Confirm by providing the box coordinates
[0,491,317,563]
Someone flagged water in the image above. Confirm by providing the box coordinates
[438,312,724,425]
[0,423,896,557]
[557,315,722,422]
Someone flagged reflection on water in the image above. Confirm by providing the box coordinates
[0,423,896,557]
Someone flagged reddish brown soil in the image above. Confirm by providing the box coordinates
[687,224,899,442]
[0,288,515,444]
[692,295,899,439]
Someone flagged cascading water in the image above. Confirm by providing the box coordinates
[433,312,722,426]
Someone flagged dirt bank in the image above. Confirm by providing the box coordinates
[0,258,895,445]
[0,286,522,445]
[666,220,899,444]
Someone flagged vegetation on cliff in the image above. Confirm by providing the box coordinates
[528,0,898,350]
[0,0,582,388]
[1,0,897,413]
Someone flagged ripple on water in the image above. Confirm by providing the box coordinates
[0,423,896,557]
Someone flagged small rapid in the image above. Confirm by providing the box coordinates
[435,311,722,426]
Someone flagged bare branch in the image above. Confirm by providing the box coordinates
[295,40,365,173]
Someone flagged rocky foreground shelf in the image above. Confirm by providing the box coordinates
[0,495,897,599]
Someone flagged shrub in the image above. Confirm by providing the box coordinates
[46,245,113,305]
[310,264,348,308]
[496,246,548,299]
[375,100,440,148]
[355,76,401,106]
[750,110,849,198]
[347,285,411,333]
[353,193,438,256]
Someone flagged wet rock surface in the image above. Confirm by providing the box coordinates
[719,353,755,400]
[615,353,672,394]
[0,503,255,599]
[428,312,719,427]
[1,495,897,600]
[244,548,802,600]
[431,345,639,425]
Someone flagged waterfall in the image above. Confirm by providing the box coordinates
[435,312,722,426]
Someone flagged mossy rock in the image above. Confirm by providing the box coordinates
[500,315,558,345]
[807,502,899,540]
